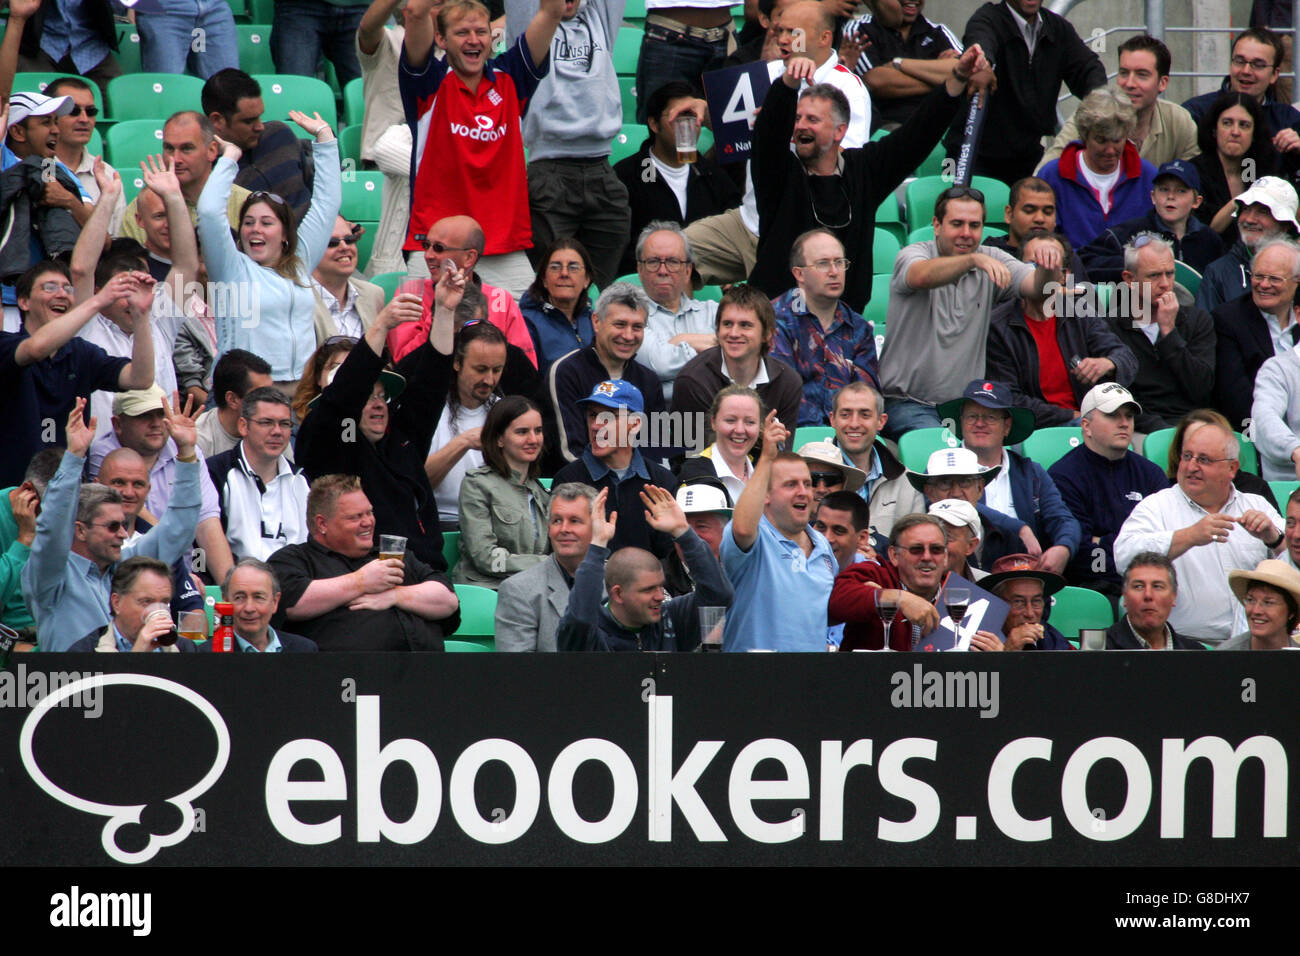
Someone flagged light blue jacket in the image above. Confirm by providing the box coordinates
[196,140,341,380]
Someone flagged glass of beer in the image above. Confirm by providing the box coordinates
[178,610,208,644]
[379,534,407,564]
[673,113,699,164]
[144,603,178,646]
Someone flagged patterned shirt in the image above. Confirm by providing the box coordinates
[770,289,880,427]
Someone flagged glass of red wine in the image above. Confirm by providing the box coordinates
[877,595,898,651]
[945,586,971,648]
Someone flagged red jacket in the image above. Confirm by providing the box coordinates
[829,560,925,652]
[386,276,538,367]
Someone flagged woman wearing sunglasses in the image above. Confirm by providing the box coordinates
[198,109,341,391]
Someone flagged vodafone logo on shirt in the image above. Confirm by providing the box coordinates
[451,114,508,142]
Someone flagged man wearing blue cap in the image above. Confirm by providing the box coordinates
[551,379,679,559]
[937,379,1081,574]
[1080,160,1224,282]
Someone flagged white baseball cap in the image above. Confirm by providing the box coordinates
[928,499,982,539]
[1080,382,1142,417]
[8,91,74,126]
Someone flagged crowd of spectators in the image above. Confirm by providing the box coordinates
[5,0,1300,657]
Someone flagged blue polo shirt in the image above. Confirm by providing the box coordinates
[721,514,837,652]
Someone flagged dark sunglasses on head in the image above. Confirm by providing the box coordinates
[940,185,985,204]
[248,190,287,206]
[323,335,359,346]
[68,104,99,117]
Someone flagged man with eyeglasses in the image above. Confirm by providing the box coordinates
[831,512,1005,651]
[206,387,309,562]
[195,350,274,459]
[1196,176,1300,312]
[389,214,537,367]
[880,184,1046,436]
[1182,28,1300,143]
[747,47,989,308]
[0,260,156,488]
[311,216,386,342]
[798,440,866,505]
[48,76,125,234]
[1116,420,1285,643]
[980,554,1071,650]
[772,228,879,426]
[937,379,1081,574]
[907,445,1036,572]
[634,222,718,402]
[1214,238,1300,432]
[23,396,201,653]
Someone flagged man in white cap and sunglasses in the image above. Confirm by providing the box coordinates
[798,439,866,504]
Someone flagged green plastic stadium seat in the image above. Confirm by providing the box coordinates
[445,639,494,652]
[898,426,959,471]
[1141,427,1176,474]
[237,24,275,73]
[343,76,365,128]
[618,75,638,124]
[540,477,553,489]
[115,26,143,77]
[697,284,723,302]
[905,174,1009,233]
[611,124,643,166]
[252,74,338,133]
[1270,480,1299,506]
[453,584,498,640]
[873,228,901,274]
[442,531,461,572]
[624,0,647,20]
[339,123,363,165]
[1174,260,1202,299]
[370,271,408,302]
[108,75,204,122]
[1022,427,1083,470]
[340,172,384,221]
[250,0,275,25]
[793,426,835,448]
[865,273,890,337]
[353,221,378,273]
[1049,586,1115,639]
[105,120,165,175]
[614,26,642,75]
[876,194,906,245]
[14,72,104,113]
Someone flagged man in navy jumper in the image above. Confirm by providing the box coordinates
[1048,383,1168,597]
[551,380,678,559]
[557,486,732,652]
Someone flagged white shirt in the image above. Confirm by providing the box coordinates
[707,443,753,504]
[979,447,1015,518]
[312,278,364,339]
[217,444,310,561]
[739,52,872,235]
[77,292,182,439]
[640,296,720,400]
[1005,1,1041,57]
[1263,310,1297,357]
[719,354,771,387]
[651,154,691,219]
[1077,154,1121,212]
[1114,484,1283,642]
[430,400,492,523]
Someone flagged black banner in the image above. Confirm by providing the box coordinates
[0,653,1290,866]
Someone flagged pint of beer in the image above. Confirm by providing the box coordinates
[673,114,699,164]
[379,534,407,564]
[178,610,208,644]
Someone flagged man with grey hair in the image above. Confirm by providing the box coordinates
[1215,237,1300,430]
[1037,88,1159,249]
[495,482,598,652]
[1108,232,1216,433]
[1105,551,1204,649]
[23,397,201,652]
[207,557,316,653]
[635,221,718,402]
[1116,419,1284,642]
[548,281,666,462]
[1196,175,1300,311]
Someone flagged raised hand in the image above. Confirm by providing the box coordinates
[163,391,200,458]
[640,484,688,537]
[125,270,157,320]
[782,56,818,88]
[288,109,334,141]
[212,134,242,163]
[381,292,424,329]
[92,155,122,198]
[433,260,469,313]
[758,409,789,462]
[139,154,182,200]
[66,397,96,459]
[591,487,617,548]
[11,487,39,545]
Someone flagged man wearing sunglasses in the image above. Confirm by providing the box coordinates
[312,216,386,342]
[831,513,1004,651]
[23,396,201,653]
[48,77,125,235]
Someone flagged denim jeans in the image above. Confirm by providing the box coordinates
[272,0,367,88]
[882,397,943,441]
[139,0,239,79]
[634,22,729,123]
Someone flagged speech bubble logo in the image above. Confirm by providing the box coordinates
[19,673,230,864]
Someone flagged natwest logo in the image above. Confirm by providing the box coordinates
[451,115,507,141]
